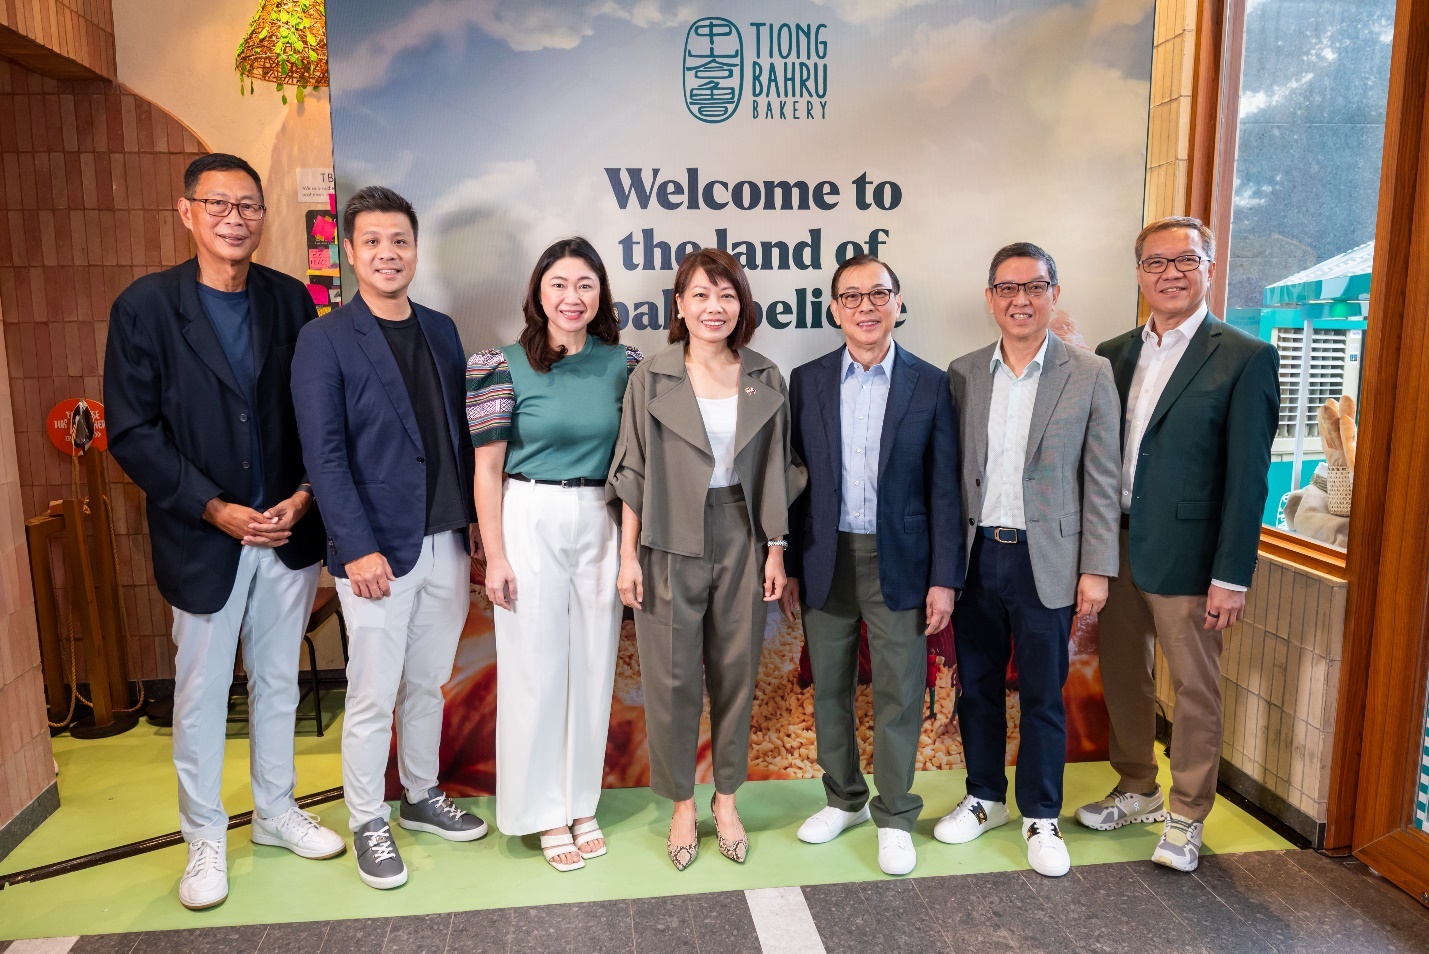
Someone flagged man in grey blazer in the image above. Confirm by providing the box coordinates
[938,242,1121,877]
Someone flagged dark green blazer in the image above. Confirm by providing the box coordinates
[1096,314,1279,595]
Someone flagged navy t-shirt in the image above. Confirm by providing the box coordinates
[198,284,263,506]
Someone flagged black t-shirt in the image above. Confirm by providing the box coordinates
[377,314,468,535]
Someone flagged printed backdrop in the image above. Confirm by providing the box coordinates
[326,0,1155,794]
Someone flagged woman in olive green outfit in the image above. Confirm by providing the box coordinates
[609,248,805,869]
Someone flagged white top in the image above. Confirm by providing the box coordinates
[698,395,740,488]
[1122,303,1243,592]
[980,333,1049,529]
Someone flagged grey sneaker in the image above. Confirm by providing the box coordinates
[354,818,407,889]
[1075,787,1169,830]
[1152,814,1204,871]
[398,788,489,842]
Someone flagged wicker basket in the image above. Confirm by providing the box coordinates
[1326,464,1354,517]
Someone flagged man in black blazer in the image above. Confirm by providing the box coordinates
[292,186,485,891]
[782,254,964,876]
[1076,217,1278,872]
[105,154,343,911]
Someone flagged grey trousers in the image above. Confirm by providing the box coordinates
[803,532,926,832]
[635,485,766,801]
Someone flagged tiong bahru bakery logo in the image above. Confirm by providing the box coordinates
[683,16,829,124]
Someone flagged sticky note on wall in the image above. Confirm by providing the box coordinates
[311,215,337,244]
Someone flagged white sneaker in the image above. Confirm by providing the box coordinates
[1152,814,1204,872]
[251,807,346,859]
[877,828,916,875]
[797,804,872,844]
[1022,817,1071,877]
[933,795,1011,845]
[178,838,228,910]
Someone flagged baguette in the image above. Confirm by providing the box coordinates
[1339,394,1357,471]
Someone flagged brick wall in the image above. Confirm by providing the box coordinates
[0,0,116,81]
[0,289,53,836]
[0,57,208,688]
[1145,0,1197,221]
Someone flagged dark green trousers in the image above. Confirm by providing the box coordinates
[635,485,765,801]
[802,532,926,832]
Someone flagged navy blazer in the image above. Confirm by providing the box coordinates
[291,293,474,578]
[788,344,965,613]
[104,258,324,614]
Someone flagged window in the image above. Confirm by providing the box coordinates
[1213,0,1395,554]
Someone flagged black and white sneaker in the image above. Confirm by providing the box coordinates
[398,787,489,842]
[354,818,407,889]
[1023,817,1071,877]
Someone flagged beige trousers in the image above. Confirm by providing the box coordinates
[1099,528,1224,821]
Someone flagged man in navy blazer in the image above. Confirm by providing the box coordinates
[782,254,964,875]
[292,186,486,891]
[105,153,343,911]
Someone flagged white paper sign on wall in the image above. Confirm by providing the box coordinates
[297,168,335,204]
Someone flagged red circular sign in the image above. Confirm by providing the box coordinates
[46,399,107,455]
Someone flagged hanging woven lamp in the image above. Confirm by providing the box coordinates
[235,0,328,104]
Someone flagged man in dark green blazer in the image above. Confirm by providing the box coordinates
[1075,217,1279,873]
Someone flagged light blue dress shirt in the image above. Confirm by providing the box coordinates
[838,341,897,533]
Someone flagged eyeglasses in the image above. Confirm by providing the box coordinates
[187,197,266,220]
[1138,253,1210,274]
[836,287,894,309]
[989,280,1054,299]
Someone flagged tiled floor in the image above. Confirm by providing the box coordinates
[5,849,1428,954]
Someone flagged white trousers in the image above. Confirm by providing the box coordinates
[493,479,621,835]
[171,545,321,843]
[338,531,468,830]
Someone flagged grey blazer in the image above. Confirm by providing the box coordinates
[947,332,1122,609]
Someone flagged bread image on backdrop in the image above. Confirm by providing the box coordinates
[387,552,1109,796]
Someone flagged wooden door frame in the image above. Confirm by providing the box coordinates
[1341,0,1429,879]
[1183,0,1429,860]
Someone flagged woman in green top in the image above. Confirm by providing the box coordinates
[467,237,641,872]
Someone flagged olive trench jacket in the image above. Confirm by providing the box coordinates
[608,343,807,557]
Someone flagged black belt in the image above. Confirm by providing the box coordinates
[980,526,1027,543]
[508,473,604,488]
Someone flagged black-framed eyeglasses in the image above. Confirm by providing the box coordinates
[186,197,266,220]
[989,280,1054,299]
[836,287,894,309]
[1138,253,1210,274]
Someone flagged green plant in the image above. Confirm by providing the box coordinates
[235,0,328,105]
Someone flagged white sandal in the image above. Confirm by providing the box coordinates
[573,819,607,859]
[540,831,585,871]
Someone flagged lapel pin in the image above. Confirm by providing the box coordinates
[745,386,756,395]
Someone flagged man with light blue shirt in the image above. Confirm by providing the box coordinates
[940,243,1121,878]
[783,254,964,876]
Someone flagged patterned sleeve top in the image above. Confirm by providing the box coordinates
[465,349,515,447]
[467,340,645,480]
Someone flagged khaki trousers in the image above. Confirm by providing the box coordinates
[803,532,926,832]
[1100,527,1224,821]
[635,485,766,801]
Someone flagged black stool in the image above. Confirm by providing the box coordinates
[227,587,348,738]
